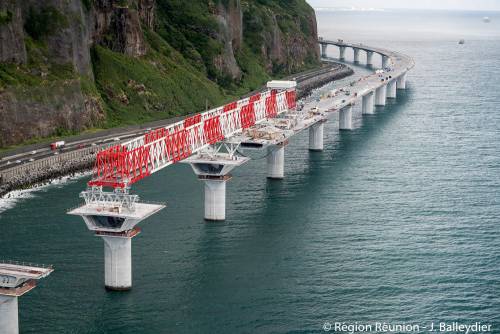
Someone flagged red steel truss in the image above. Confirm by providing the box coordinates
[88,88,296,188]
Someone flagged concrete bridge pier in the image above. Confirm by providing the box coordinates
[375,85,387,106]
[366,51,374,66]
[362,92,375,114]
[339,46,346,61]
[397,72,407,89]
[0,262,53,334]
[382,55,390,68]
[267,143,286,179]
[339,106,353,130]
[353,48,360,63]
[309,121,325,151]
[0,295,18,334]
[68,191,165,290]
[203,178,228,221]
[320,44,328,58]
[102,235,133,290]
[183,152,250,221]
[387,80,397,99]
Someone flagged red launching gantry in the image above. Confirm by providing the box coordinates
[87,87,296,190]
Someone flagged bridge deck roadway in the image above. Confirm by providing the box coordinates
[229,42,414,149]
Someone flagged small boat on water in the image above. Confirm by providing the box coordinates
[458,39,465,45]
[483,16,491,23]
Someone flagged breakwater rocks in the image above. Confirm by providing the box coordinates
[295,63,354,99]
[0,147,97,198]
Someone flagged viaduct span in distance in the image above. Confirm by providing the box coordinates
[65,39,415,291]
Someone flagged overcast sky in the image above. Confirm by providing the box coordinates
[306,0,500,11]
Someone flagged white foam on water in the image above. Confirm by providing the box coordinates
[0,170,92,214]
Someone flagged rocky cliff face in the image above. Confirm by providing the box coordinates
[0,0,320,148]
[241,0,320,74]
[0,3,26,64]
[91,0,148,57]
[213,0,243,80]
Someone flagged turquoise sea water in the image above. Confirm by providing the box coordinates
[1,9,500,334]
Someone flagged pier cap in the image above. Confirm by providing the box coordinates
[68,202,165,233]
[0,261,53,296]
[267,80,297,89]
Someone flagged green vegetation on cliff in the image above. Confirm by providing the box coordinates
[0,0,320,148]
[91,32,227,127]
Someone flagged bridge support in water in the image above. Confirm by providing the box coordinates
[382,55,390,68]
[267,142,286,179]
[375,85,387,106]
[362,92,375,114]
[387,80,397,99]
[397,72,407,89]
[101,233,135,290]
[0,262,53,334]
[366,51,374,66]
[339,46,346,61]
[353,48,360,63]
[309,121,325,151]
[339,105,353,130]
[183,148,250,221]
[320,44,328,58]
[0,295,18,334]
[68,190,165,290]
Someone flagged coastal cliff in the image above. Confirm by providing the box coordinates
[0,0,320,147]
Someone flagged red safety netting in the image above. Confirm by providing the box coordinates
[265,94,277,118]
[223,101,238,112]
[203,116,224,144]
[184,114,202,128]
[88,145,151,188]
[165,129,191,163]
[286,90,297,109]
[240,103,256,129]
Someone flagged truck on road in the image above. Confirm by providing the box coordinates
[50,141,65,150]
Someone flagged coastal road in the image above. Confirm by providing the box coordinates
[0,62,349,172]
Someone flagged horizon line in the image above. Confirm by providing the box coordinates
[312,6,500,13]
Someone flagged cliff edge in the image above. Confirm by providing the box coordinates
[0,0,320,147]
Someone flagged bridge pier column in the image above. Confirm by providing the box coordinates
[339,106,353,130]
[102,235,133,291]
[321,44,328,58]
[375,85,387,106]
[366,51,374,66]
[397,72,407,89]
[309,121,325,151]
[0,295,18,334]
[202,178,228,221]
[362,92,375,114]
[339,46,346,61]
[387,80,397,99]
[68,195,165,290]
[353,48,360,63]
[267,144,285,179]
[182,153,249,221]
[382,55,390,68]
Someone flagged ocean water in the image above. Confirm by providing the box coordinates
[1,9,500,334]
